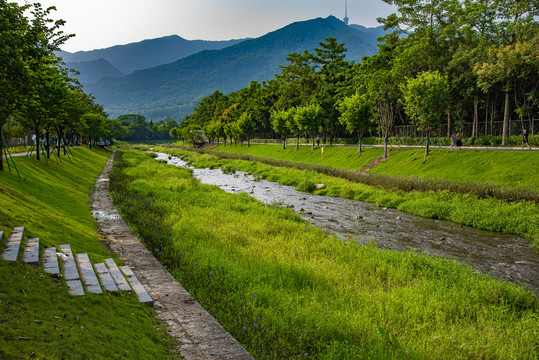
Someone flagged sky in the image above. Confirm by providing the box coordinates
[17,0,397,53]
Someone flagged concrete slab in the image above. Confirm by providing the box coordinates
[94,263,118,292]
[1,227,25,261]
[76,253,102,294]
[23,238,40,265]
[59,244,80,280]
[12,226,25,233]
[42,247,60,275]
[120,265,154,306]
[66,279,84,296]
[105,258,131,292]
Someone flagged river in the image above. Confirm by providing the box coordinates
[155,152,539,295]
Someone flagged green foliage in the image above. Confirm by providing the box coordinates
[110,147,539,359]
[0,148,177,359]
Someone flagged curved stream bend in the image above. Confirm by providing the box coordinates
[155,153,539,295]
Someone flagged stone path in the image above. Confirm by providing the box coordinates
[92,153,253,360]
[0,226,151,303]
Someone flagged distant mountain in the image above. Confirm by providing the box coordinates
[87,16,383,119]
[58,35,246,75]
[349,24,389,45]
[66,59,124,84]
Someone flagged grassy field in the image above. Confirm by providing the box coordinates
[208,143,539,189]
[162,146,539,248]
[110,147,539,359]
[0,148,178,359]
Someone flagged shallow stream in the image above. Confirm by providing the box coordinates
[155,152,539,295]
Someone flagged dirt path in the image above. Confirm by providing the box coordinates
[92,153,253,360]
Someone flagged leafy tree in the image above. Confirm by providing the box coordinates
[294,103,322,150]
[271,109,289,149]
[400,71,450,156]
[338,93,374,154]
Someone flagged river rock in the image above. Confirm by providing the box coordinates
[315,184,325,190]
[354,215,363,220]
[323,206,328,209]
[299,208,305,212]
[287,204,294,208]
[396,216,401,220]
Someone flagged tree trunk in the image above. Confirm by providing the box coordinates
[282,136,286,150]
[296,136,299,150]
[357,134,362,155]
[473,97,479,137]
[502,90,510,146]
[383,136,388,160]
[0,125,4,171]
[46,130,50,159]
[447,109,451,137]
[35,124,40,161]
[425,130,430,157]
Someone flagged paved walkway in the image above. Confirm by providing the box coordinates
[92,153,253,360]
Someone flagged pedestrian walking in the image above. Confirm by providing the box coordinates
[522,129,531,150]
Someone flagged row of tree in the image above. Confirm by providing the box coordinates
[0,1,113,170]
[176,0,538,157]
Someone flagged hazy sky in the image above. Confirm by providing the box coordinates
[18,0,396,52]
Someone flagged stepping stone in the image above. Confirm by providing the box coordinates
[66,279,85,296]
[1,226,25,261]
[105,258,131,292]
[76,253,102,294]
[42,247,60,275]
[23,238,39,265]
[94,263,118,292]
[59,244,80,281]
[120,265,153,306]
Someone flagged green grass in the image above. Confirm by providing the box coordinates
[0,148,178,359]
[209,144,539,189]
[158,146,539,248]
[110,147,539,360]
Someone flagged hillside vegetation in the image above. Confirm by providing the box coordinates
[0,148,177,359]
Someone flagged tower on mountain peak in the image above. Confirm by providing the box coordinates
[343,0,349,25]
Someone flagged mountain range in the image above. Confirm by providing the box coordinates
[67,16,386,120]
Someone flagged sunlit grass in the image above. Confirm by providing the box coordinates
[110,147,539,359]
[0,148,178,359]
[156,146,539,248]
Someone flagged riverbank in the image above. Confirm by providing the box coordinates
[111,146,539,359]
[0,148,177,359]
[207,143,538,189]
[161,145,539,249]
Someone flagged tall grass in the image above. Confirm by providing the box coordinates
[156,146,539,249]
[110,147,539,359]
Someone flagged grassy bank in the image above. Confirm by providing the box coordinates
[208,144,538,189]
[0,148,177,359]
[159,146,539,249]
[110,147,538,359]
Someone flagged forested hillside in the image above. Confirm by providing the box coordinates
[87,16,381,119]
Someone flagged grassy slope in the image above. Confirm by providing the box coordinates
[209,144,539,189]
[0,148,177,359]
[111,148,539,360]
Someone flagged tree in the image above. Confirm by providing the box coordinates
[271,109,289,149]
[338,93,374,154]
[400,71,450,156]
[294,103,322,150]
